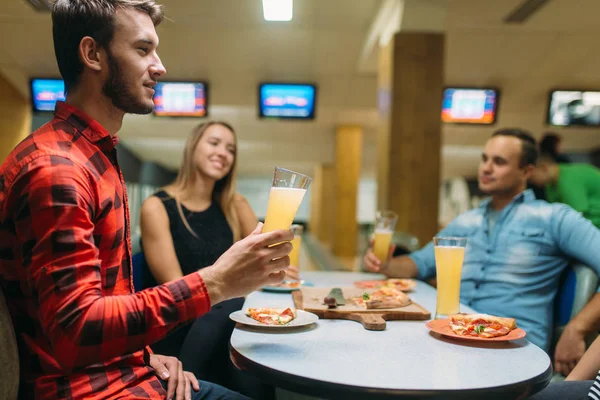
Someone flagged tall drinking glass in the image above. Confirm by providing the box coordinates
[289,224,303,268]
[433,237,467,319]
[373,211,398,264]
[263,167,312,233]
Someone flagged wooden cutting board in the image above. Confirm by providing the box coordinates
[292,286,430,331]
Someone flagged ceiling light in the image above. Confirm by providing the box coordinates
[262,0,293,22]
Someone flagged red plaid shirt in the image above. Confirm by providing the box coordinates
[0,102,211,399]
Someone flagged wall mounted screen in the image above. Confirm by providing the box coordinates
[153,82,208,117]
[259,83,317,119]
[547,90,600,127]
[441,88,499,124]
[31,78,66,112]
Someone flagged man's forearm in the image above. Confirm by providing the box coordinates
[566,293,600,336]
[382,256,419,278]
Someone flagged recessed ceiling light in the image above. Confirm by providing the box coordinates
[262,0,293,22]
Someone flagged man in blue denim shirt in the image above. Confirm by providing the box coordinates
[365,129,600,377]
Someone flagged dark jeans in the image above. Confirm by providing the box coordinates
[161,378,250,400]
[152,298,274,399]
[179,298,275,400]
[528,380,593,400]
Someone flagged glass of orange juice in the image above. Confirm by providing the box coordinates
[373,210,398,265]
[289,224,303,268]
[263,167,312,233]
[433,237,467,319]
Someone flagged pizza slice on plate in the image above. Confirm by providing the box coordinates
[449,313,517,338]
[245,307,296,325]
[352,287,411,309]
[385,279,417,291]
[276,280,302,289]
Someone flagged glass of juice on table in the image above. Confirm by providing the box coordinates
[263,167,312,233]
[373,210,398,264]
[289,224,303,269]
[433,237,467,319]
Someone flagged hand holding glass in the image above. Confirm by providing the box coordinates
[433,237,467,319]
[262,167,312,233]
[373,211,398,264]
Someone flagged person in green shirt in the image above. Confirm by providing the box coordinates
[530,157,600,228]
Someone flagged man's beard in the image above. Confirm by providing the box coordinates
[102,50,154,115]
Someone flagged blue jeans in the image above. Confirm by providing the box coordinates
[161,378,251,400]
[528,380,593,400]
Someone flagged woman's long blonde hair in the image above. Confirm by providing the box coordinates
[167,121,241,242]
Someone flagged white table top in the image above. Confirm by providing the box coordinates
[230,271,552,399]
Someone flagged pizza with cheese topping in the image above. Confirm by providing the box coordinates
[351,287,411,309]
[245,307,296,325]
[449,313,517,338]
[354,279,416,292]
[276,280,301,289]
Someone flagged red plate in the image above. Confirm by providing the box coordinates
[425,318,527,342]
[354,279,416,292]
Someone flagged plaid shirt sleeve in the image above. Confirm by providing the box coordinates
[7,155,211,371]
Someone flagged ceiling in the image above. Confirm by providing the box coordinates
[2,0,600,179]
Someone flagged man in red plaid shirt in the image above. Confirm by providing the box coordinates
[0,1,293,399]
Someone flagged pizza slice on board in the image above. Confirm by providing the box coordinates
[351,287,411,309]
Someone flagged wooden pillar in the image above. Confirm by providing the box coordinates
[333,125,363,266]
[0,74,31,162]
[377,32,444,246]
[309,164,335,247]
[377,40,393,213]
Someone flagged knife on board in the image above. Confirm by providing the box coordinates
[323,287,345,308]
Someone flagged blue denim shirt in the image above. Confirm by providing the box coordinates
[410,190,600,351]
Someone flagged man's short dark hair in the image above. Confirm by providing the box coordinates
[492,128,538,167]
[52,0,164,94]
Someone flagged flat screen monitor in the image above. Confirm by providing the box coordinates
[153,81,208,117]
[441,88,499,124]
[31,78,66,112]
[547,90,600,127]
[258,83,316,119]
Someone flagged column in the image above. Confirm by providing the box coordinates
[333,125,363,266]
[309,164,335,247]
[0,73,32,162]
[377,32,444,246]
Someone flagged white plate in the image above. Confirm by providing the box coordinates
[229,309,319,329]
[261,280,313,293]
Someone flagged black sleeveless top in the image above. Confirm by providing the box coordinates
[143,190,234,288]
[141,192,267,396]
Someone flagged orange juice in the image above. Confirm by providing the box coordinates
[373,229,393,262]
[263,187,307,233]
[434,246,465,317]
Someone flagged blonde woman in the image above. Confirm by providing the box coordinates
[140,121,271,397]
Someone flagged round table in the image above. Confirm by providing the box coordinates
[230,271,552,399]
